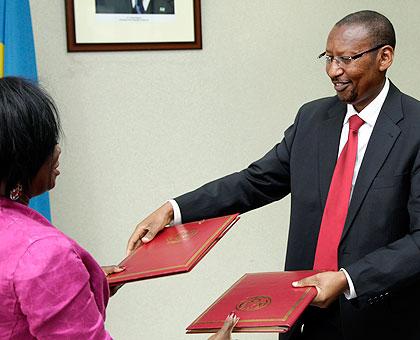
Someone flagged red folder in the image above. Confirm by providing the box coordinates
[107,214,239,285]
[187,271,317,333]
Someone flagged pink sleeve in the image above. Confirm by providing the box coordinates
[13,236,112,339]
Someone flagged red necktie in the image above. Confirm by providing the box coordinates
[313,115,365,271]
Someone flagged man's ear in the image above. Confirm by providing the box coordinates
[378,45,394,72]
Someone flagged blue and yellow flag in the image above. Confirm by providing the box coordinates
[0,0,52,221]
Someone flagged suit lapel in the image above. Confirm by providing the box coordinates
[318,101,346,208]
[341,83,403,241]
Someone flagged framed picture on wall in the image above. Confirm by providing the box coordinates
[65,0,202,52]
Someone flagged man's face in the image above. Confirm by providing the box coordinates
[325,24,386,112]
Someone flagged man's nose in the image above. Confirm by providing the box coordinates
[326,60,344,78]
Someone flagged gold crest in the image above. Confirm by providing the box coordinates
[166,229,199,244]
[236,296,272,311]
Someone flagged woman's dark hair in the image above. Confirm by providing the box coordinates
[0,77,61,194]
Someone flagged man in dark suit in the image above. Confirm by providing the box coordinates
[95,0,174,14]
[127,10,420,339]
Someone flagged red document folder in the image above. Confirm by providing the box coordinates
[107,214,239,285]
[187,271,317,333]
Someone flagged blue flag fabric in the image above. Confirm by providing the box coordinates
[0,0,52,221]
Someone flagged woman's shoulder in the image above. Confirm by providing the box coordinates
[2,210,67,249]
[0,200,76,268]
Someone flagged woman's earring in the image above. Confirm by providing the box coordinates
[10,184,23,201]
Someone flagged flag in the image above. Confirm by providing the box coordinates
[0,0,52,221]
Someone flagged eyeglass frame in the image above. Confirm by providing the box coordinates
[318,43,387,66]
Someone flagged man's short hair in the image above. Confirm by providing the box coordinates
[336,10,396,49]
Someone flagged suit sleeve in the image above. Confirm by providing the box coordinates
[13,236,112,339]
[175,113,300,223]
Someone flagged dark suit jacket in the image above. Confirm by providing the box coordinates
[176,82,420,339]
[143,0,174,14]
[95,0,132,13]
[95,0,174,14]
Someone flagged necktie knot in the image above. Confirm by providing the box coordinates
[349,115,364,132]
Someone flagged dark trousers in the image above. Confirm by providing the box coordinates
[279,302,343,340]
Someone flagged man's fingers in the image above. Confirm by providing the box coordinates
[141,227,160,243]
[126,227,149,255]
[292,277,313,287]
[292,280,303,287]
[126,235,139,255]
[127,203,174,254]
[126,224,162,256]
[292,275,321,295]
[131,239,142,253]
[292,272,347,309]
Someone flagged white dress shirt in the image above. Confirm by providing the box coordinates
[131,0,151,11]
[338,78,390,298]
[169,78,390,300]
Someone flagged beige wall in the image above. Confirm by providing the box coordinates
[30,1,420,339]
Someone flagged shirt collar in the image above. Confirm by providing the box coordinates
[344,78,390,127]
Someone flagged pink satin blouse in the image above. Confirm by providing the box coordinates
[0,197,112,339]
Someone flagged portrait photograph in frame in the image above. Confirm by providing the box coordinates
[65,0,202,52]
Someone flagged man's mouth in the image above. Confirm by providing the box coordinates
[332,81,351,92]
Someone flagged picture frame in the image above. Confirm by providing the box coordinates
[65,0,202,52]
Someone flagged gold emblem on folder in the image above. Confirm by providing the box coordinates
[167,229,199,244]
[236,296,272,311]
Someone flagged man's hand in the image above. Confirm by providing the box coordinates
[292,271,349,308]
[126,202,174,256]
[208,313,239,340]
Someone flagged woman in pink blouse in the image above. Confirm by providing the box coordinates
[0,77,237,339]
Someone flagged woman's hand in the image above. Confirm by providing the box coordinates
[101,265,126,297]
[101,265,126,276]
[208,313,239,340]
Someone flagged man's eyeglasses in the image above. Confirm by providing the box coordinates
[318,44,386,66]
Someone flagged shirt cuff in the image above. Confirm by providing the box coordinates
[168,199,182,226]
[340,268,357,300]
